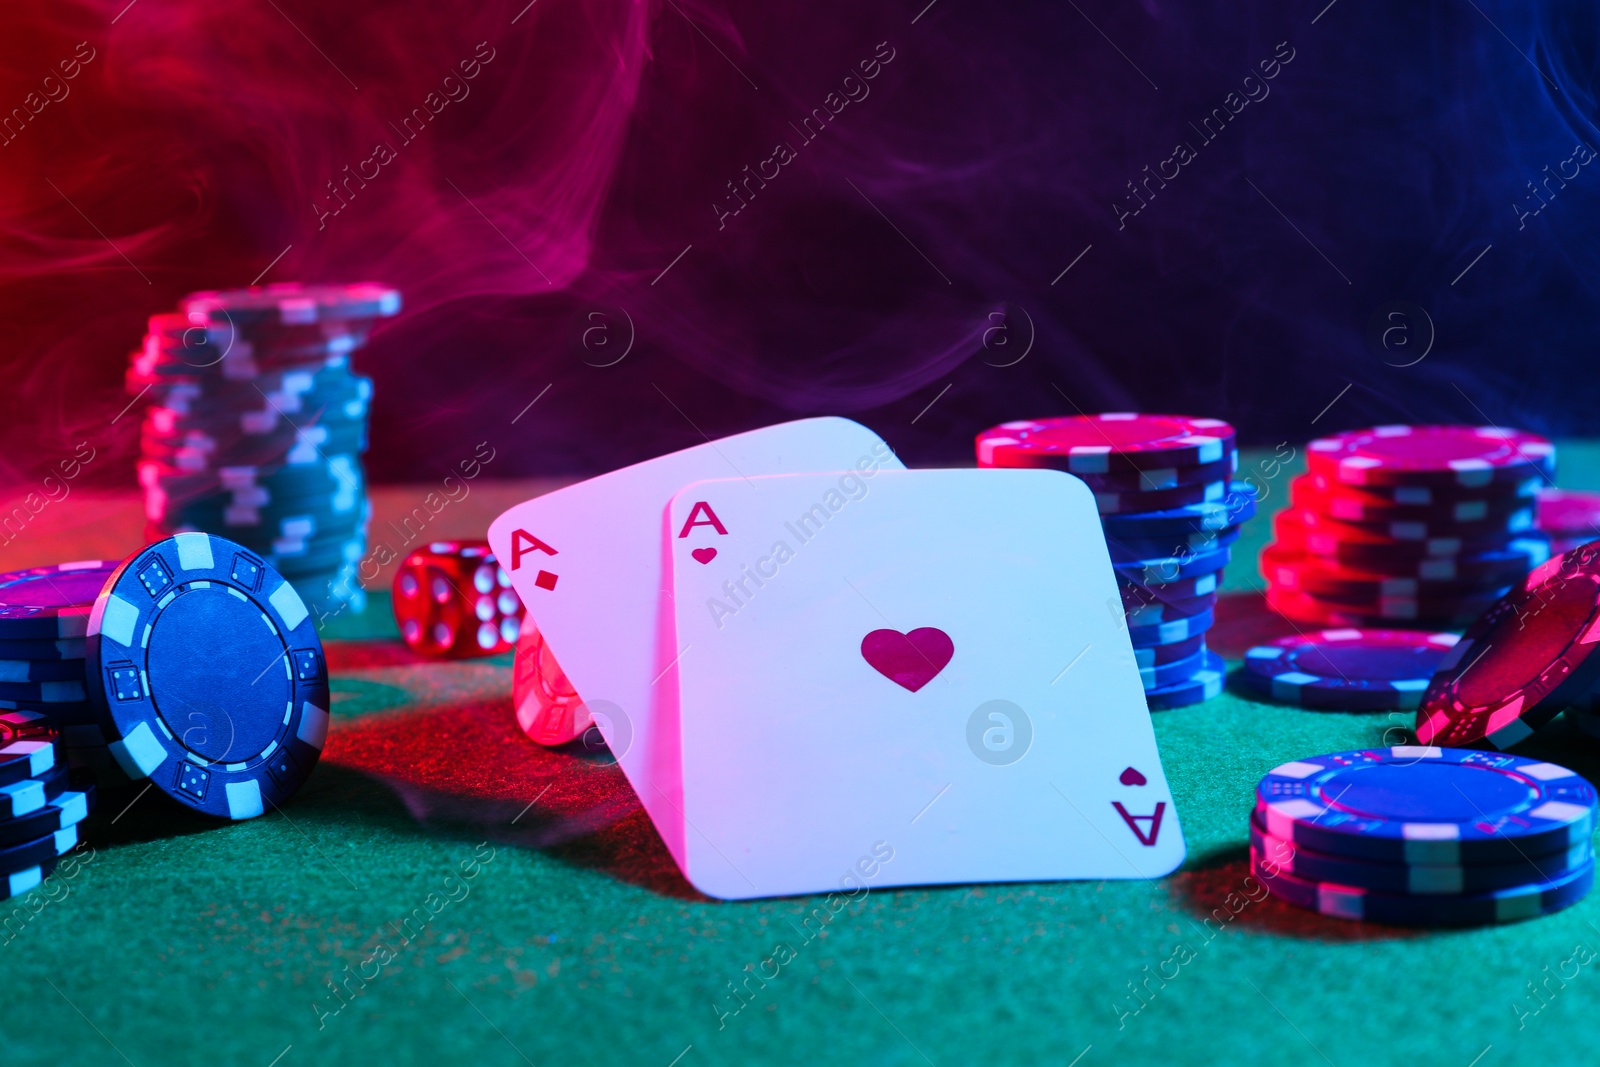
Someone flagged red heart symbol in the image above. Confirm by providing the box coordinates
[691,547,717,564]
[1119,767,1147,787]
[860,627,954,692]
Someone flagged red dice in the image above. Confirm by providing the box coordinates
[392,540,523,657]
[512,619,594,746]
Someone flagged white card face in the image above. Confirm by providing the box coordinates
[666,468,1184,900]
[487,417,904,868]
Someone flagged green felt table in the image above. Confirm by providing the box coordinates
[5,445,1600,1067]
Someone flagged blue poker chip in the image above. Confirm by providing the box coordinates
[1118,570,1219,608]
[1252,847,1594,927]
[0,822,78,876]
[1255,747,1599,864]
[1124,592,1215,627]
[0,679,87,704]
[0,734,56,788]
[0,787,92,849]
[1249,810,1591,895]
[0,857,58,901]
[1131,634,1205,669]
[0,657,85,683]
[84,532,330,820]
[1238,629,1460,711]
[0,637,87,661]
[1106,526,1241,565]
[1100,482,1259,538]
[0,763,72,820]
[1114,543,1232,585]
[1140,645,1210,689]
[0,562,120,640]
[1128,608,1214,648]
[1144,650,1225,709]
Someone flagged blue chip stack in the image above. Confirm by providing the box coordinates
[976,413,1253,709]
[1253,747,1597,926]
[128,283,400,622]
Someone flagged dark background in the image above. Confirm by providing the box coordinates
[2,0,1597,486]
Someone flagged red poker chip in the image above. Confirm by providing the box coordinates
[1260,546,1525,599]
[1536,488,1600,538]
[1290,476,1536,532]
[1265,587,1493,629]
[1306,425,1554,488]
[1417,543,1600,749]
[1274,508,1526,566]
[975,414,1236,474]
[1304,472,1542,509]
[1076,453,1238,494]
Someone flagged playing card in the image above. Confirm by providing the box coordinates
[486,417,903,868]
[665,467,1184,899]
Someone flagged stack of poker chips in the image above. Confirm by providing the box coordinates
[0,561,121,900]
[1252,748,1595,927]
[391,540,524,658]
[1534,487,1600,554]
[128,282,400,620]
[975,414,1254,709]
[1261,425,1553,627]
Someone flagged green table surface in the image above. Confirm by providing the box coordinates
[5,447,1599,1067]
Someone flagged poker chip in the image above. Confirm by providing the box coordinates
[0,637,86,661]
[1139,645,1210,689]
[0,679,87,704]
[0,711,56,745]
[1094,478,1231,516]
[1114,543,1232,584]
[0,657,85,683]
[1265,586,1496,629]
[131,283,396,621]
[1260,544,1531,599]
[1124,593,1214,626]
[513,619,594,747]
[1306,425,1555,489]
[1105,525,1241,565]
[1249,811,1591,895]
[1143,650,1225,709]
[1076,453,1238,494]
[975,414,1236,474]
[0,858,59,902]
[1310,473,1542,510]
[1099,483,1258,538]
[0,787,92,849]
[1275,507,1529,565]
[0,763,73,820]
[1251,847,1593,926]
[1292,477,1536,530]
[84,532,330,819]
[1127,608,1215,648]
[1535,487,1600,554]
[0,562,120,640]
[1131,634,1206,669]
[0,823,78,875]
[1118,570,1218,608]
[1416,544,1600,749]
[1254,747,1597,864]
[0,699,101,725]
[1238,629,1459,710]
[0,736,56,787]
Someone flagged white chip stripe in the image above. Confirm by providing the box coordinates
[297,701,329,750]
[226,780,264,819]
[98,594,141,649]
[174,531,215,570]
[269,581,309,630]
[111,721,166,779]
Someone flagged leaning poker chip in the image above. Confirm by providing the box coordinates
[0,823,78,876]
[1143,650,1226,709]
[1239,629,1459,711]
[0,787,92,849]
[1100,482,1259,539]
[1249,812,1591,895]
[1254,747,1598,864]
[1094,478,1230,516]
[1251,847,1593,927]
[1417,546,1600,749]
[84,532,330,820]
[1127,608,1215,648]
[1131,634,1206,669]
[0,763,73,820]
[1306,425,1555,489]
[0,561,120,640]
